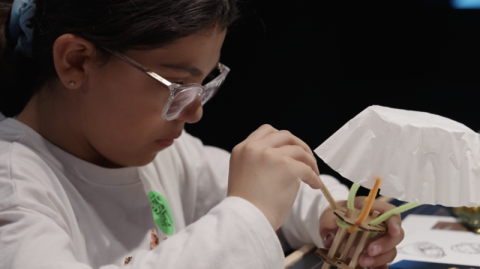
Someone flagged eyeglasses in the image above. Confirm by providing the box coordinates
[103,48,230,121]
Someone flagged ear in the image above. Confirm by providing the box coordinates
[52,34,97,89]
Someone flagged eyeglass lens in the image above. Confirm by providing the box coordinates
[163,65,228,121]
[201,79,224,105]
[165,88,202,120]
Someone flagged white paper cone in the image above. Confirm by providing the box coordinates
[315,105,480,207]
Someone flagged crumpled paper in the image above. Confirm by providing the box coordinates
[314,105,480,207]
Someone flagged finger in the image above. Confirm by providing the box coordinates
[354,197,395,213]
[366,227,404,258]
[359,248,397,268]
[319,201,346,247]
[386,213,402,237]
[273,145,320,176]
[264,130,312,154]
[370,265,389,269]
[244,124,278,142]
[263,131,319,175]
[369,200,403,237]
[295,161,322,189]
[319,208,338,234]
[369,199,397,215]
[353,198,403,237]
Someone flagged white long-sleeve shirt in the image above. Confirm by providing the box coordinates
[0,118,349,269]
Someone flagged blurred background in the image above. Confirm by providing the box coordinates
[185,0,480,192]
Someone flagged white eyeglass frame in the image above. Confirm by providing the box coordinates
[103,48,230,121]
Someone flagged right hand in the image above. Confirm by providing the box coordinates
[227,124,323,230]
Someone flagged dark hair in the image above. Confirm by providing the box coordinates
[0,0,237,117]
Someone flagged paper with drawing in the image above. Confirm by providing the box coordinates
[395,229,480,266]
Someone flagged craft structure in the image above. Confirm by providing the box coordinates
[316,179,418,269]
[313,105,480,269]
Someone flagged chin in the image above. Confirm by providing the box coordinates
[107,142,172,167]
[129,153,159,167]
[107,151,159,168]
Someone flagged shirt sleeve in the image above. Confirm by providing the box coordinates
[0,206,92,269]
[280,174,350,249]
[173,131,231,224]
[0,142,91,269]
[123,197,284,269]
[0,198,284,269]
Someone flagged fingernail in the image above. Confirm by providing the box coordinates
[391,223,400,236]
[362,256,373,267]
[371,244,382,256]
[323,233,334,247]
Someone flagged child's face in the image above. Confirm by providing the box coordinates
[79,27,226,167]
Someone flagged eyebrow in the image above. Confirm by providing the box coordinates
[160,60,219,77]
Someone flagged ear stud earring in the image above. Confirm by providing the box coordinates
[69,81,76,87]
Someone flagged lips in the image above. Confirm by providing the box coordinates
[161,136,180,140]
[155,133,181,148]
[160,134,181,141]
[155,139,174,147]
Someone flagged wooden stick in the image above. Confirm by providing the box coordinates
[320,185,339,210]
[348,211,380,268]
[348,229,369,268]
[284,244,316,268]
[328,227,348,258]
[319,191,347,269]
[321,226,348,269]
[339,229,358,262]
[339,208,357,262]
[345,208,354,219]
[320,258,332,269]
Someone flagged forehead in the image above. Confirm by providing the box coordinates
[124,27,226,75]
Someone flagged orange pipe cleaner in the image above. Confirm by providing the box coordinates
[348,178,382,233]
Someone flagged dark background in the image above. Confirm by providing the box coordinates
[185,0,480,192]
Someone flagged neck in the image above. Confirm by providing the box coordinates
[16,87,120,168]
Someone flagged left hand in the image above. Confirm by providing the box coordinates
[319,196,404,269]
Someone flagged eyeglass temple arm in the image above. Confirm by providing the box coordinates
[101,47,172,87]
[204,63,230,86]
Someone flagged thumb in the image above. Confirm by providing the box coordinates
[319,206,340,247]
[322,229,337,248]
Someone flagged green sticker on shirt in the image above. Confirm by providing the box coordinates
[148,191,174,235]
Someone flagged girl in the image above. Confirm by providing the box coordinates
[0,0,403,268]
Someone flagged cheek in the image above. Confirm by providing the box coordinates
[85,63,167,124]
[79,64,171,159]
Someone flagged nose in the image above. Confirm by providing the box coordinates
[175,98,203,123]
